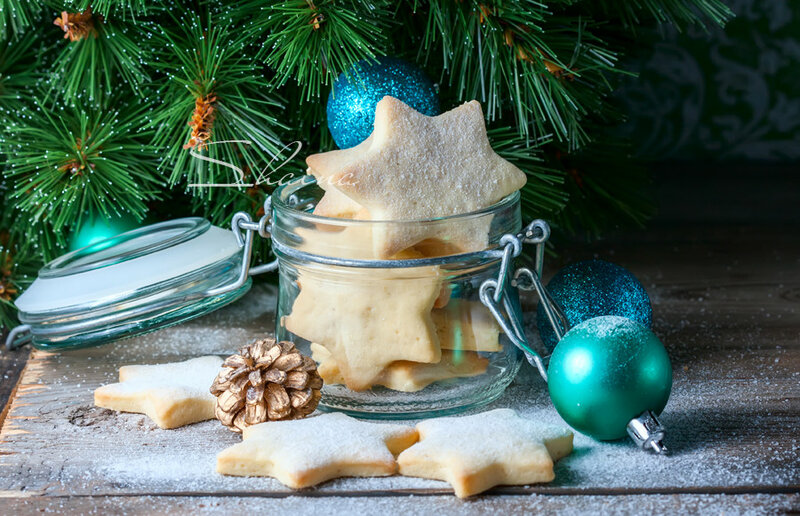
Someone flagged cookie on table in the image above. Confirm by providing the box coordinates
[397,408,573,497]
[216,412,418,488]
[94,356,222,429]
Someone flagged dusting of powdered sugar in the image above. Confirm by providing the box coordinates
[6,493,798,515]
[226,412,416,473]
[2,283,797,499]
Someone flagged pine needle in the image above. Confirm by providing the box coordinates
[0,30,43,112]
[0,0,41,40]
[49,9,151,102]
[249,0,395,100]
[2,93,162,259]
[149,8,290,225]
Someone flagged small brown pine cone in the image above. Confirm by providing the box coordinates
[210,338,323,433]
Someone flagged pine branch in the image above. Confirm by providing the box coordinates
[1,93,162,259]
[249,0,395,100]
[149,8,290,226]
[50,8,150,102]
[421,0,626,150]
[488,126,567,220]
[0,0,736,261]
[0,30,43,111]
[0,0,41,40]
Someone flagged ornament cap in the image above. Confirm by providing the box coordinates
[627,410,667,454]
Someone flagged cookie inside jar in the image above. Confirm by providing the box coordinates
[272,96,529,418]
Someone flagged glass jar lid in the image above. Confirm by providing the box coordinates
[14,217,252,350]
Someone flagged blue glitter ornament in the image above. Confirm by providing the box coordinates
[326,57,440,149]
[537,259,652,350]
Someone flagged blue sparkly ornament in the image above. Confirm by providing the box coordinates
[326,57,440,149]
[537,259,652,350]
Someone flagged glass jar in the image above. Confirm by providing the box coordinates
[271,178,525,419]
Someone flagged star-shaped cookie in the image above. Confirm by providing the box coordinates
[216,412,418,488]
[94,356,222,429]
[312,173,370,220]
[432,300,501,352]
[283,266,442,390]
[306,96,527,257]
[307,133,375,220]
[397,408,573,497]
[311,343,488,392]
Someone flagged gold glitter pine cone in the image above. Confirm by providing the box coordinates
[210,338,323,432]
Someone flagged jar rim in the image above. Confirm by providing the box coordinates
[40,217,210,279]
[271,177,520,224]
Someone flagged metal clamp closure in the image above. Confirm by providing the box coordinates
[478,220,554,382]
[203,196,278,296]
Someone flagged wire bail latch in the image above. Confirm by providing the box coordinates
[478,219,566,382]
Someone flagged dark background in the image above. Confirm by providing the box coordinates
[618,0,799,225]
[621,0,800,162]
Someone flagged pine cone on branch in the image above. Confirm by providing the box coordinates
[210,338,323,433]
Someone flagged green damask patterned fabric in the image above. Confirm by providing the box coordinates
[619,0,800,161]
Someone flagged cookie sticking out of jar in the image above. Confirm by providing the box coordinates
[278,96,528,410]
[307,96,527,258]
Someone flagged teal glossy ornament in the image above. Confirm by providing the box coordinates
[547,315,672,441]
[69,212,139,251]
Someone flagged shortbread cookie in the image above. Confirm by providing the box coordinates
[397,408,573,497]
[296,223,376,259]
[284,266,442,390]
[312,343,488,392]
[217,412,418,488]
[306,96,526,258]
[295,224,427,261]
[309,168,370,220]
[94,356,222,429]
[306,135,373,220]
[314,186,370,219]
[432,300,501,352]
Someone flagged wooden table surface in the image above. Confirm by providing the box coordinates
[0,169,798,515]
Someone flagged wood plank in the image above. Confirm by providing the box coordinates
[0,225,797,499]
[0,279,797,498]
[0,345,27,426]
[2,493,799,515]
